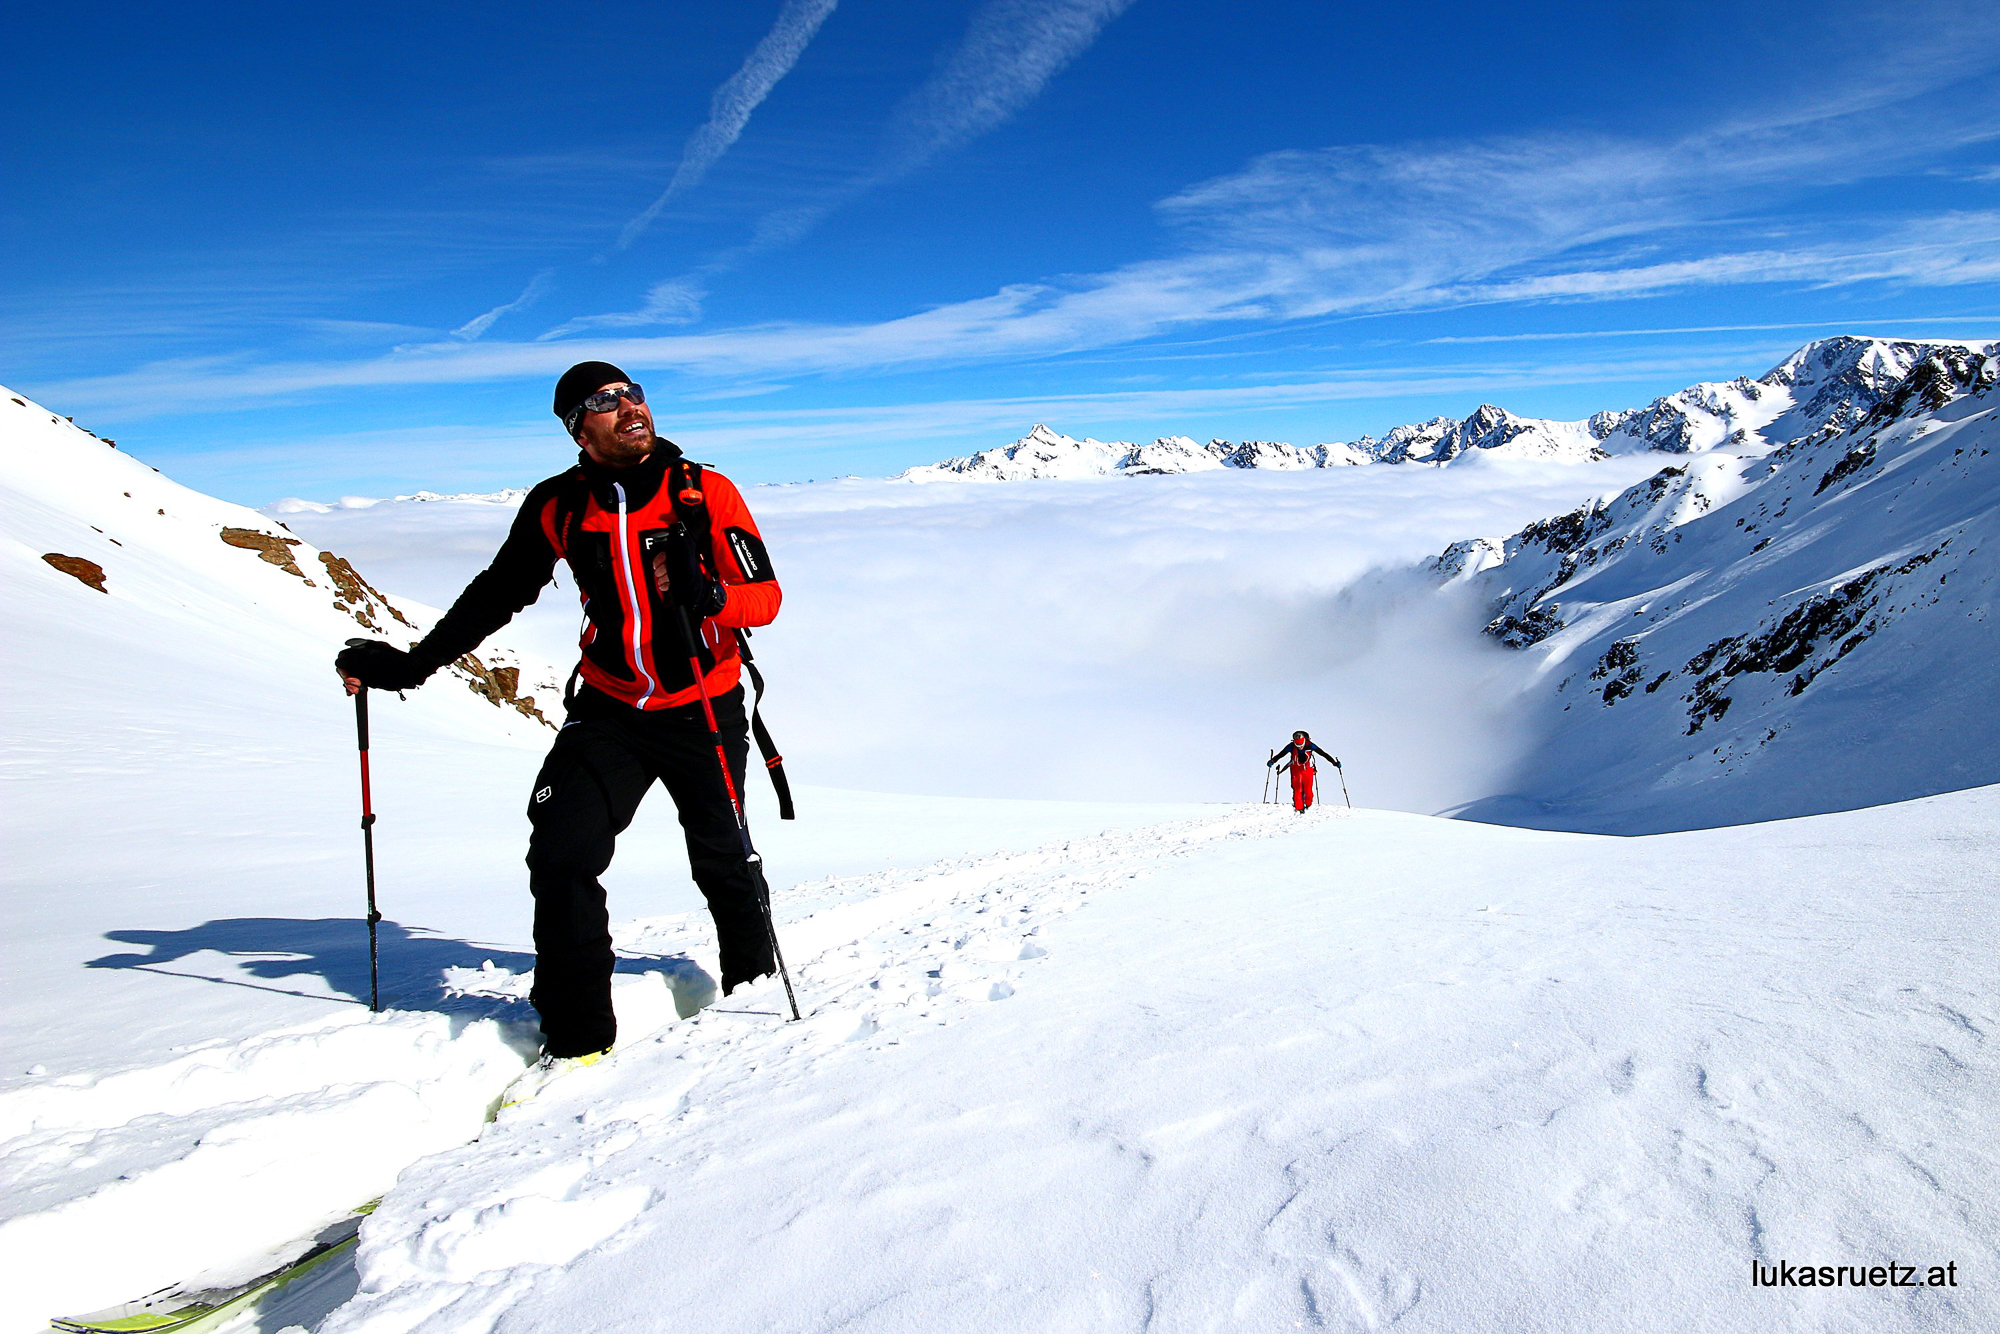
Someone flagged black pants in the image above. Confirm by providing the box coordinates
[524,683,773,1057]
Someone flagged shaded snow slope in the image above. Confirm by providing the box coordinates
[899,337,1994,481]
[312,787,1999,1334]
[1436,343,2000,831]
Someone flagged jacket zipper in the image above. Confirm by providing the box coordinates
[611,481,660,707]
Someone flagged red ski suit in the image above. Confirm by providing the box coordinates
[1288,758,1316,812]
[1269,738,1337,813]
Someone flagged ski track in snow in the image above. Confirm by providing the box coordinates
[325,802,1331,1332]
[315,790,2000,1334]
[0,804,1319,1332]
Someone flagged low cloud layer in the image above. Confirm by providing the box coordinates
[281,458,1667,810]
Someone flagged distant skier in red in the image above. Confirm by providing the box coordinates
[1268,731,1340,812]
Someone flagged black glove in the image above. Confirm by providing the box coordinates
[336,639,436,691]
[658,528,728,617]
[682,578,728,617]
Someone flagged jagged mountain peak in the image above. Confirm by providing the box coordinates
[1438,338,2000,832]
[894,335,1992,484]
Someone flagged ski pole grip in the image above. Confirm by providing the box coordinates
[354,687,370,752]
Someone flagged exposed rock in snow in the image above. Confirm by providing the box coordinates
[1437,339,2000,831]
[1,386,563,729]
[899,337,1995,482]
[41,552,108,592]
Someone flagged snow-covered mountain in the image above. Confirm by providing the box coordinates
[10,359,2000,1334]
[2,389,563,729]
[899,336,1986,481]
[1433,340,2000,831]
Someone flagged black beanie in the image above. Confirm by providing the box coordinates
[553,361,633,433]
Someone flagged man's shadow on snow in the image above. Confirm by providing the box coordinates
[86,917,717,1021]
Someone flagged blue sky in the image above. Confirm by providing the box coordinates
[7,0,2000,503]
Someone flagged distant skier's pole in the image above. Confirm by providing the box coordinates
[1262,750,1274,803]
[667,527,800,1022]
[353,689,382,1012]
[1335,760,1351,810]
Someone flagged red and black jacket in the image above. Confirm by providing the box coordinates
[1268,739,1336,770]
[412,443,780,712]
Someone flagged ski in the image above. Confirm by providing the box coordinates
[49,1203,376,1334]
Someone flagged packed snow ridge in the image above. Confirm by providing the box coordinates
[899,336,1988,481]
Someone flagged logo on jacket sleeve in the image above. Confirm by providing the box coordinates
[535,785,553,804]
[726,527,775,582]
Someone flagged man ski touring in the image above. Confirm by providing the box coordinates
[335,362,783,1063]
[1268,731,1339,813]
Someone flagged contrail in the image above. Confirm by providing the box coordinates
[877,0,1137,180]
[614,0,840,253]
[566,0,1137,333]
[451,270,555,341]
[751,0,1140,251]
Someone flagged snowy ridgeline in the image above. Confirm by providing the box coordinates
[1431,341,2000,831]
[0,392,564,732]
[898,336,1988,481]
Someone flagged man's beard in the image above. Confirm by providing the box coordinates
[593,421,657,466]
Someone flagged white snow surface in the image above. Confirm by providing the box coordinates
[328,793,2000,1334]
[5,340,1999,1332]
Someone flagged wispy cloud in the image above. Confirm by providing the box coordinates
[541,277,705,338]
[451,269,555,341]
[742,0,1140,245]
[36,49,2000,417]
[876,0,1137,179]
[1422,317,2000,346]
[567,0,1139,330]
[37,210,2000,418]
[612,0,841,254]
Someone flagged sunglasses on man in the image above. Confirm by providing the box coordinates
[566,383,646,431]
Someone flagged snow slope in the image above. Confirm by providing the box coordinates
[0,384,588,1071]
[1438,342,2000,831]
[898,337,1990,480]
[0,390,1228,1330]
[311,789,1998,1334]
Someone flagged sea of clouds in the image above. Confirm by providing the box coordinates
[275,454,1665,812]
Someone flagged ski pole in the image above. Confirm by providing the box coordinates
[666,534,800,1022]
[1335,760,1352,809]
[352,687,382,1012]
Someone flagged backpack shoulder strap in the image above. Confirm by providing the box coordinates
[546,466,591,559]
[733,627,795,820]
